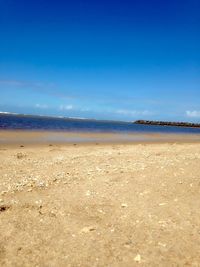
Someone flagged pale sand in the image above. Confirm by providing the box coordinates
[0,136,200,266]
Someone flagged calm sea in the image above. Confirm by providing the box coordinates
[1,113,200,135]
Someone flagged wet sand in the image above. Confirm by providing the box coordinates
[0,130,200,146]
[0,131,200,266]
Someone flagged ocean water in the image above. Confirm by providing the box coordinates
[1,113,200,135]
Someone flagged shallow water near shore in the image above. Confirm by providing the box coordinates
[1,113,200,134]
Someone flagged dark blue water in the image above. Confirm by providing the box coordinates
[1,114,200,135]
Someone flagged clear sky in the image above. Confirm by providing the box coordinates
[0,0,199,121]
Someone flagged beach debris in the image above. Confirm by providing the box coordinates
[16,152,26,159]
[80,226,96,233]
[38,181,45,188]
[17,153,23,159]
[134,254,141,263]
[124,240,133,248]
[121,203,128,208]
[0,191,7,196]
[27,188,32,192]
[0,204,10,213]
[49,211,56,217]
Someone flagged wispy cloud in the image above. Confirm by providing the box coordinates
[0,79,51,88]
[35,104,49,109]
[0,79,76,100]
[186,110,200,118]
[0,80,25,86]
[0,79,162,105]
[59,104,74,111]
[115,109,153,117]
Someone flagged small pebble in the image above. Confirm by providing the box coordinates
[121,203,128,208]
[134,254,141,263]
[158,242,167,247]
[159,203,167,206]
[17,153,25,159]
[85,190,91,196]
[81,226,96,233]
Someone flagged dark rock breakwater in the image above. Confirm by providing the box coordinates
[134,120,200,128]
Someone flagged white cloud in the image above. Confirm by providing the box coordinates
[115,109,153,117]
[0,111,18,115]
[186,110,200,118]
[35,104,48,109]
[59,104,73,111]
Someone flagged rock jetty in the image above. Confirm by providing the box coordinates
[134,120,200,128]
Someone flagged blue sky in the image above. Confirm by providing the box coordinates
[0,0,199,121]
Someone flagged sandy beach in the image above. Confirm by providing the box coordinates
[1,132,200,266]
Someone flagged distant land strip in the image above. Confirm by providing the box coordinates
[134,120,200,128]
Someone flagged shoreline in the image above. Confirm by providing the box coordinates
[1,131,200,147]
[0,130,200,146]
